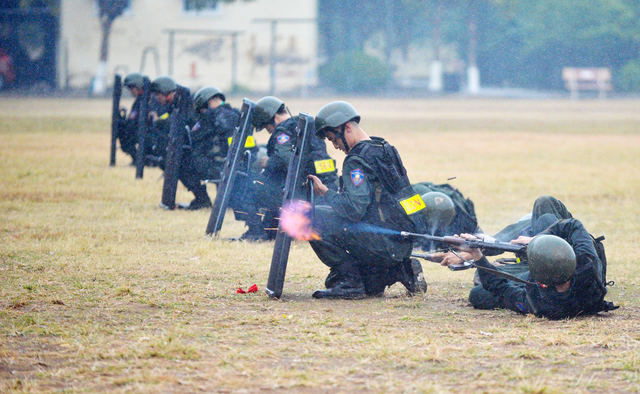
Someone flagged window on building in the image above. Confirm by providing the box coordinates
[184,0,220,12]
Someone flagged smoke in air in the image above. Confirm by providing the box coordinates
[279,200,321,241]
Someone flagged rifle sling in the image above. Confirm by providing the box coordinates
[471,262,538,286]
[448,250,537,285]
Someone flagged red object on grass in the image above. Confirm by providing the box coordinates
[237,284,258,294]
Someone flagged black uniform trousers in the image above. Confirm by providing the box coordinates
[309,206,413,294]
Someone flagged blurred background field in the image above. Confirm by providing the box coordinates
[1,97,640,393]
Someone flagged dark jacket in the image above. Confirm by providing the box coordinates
[190,104,240,180]
[477,218,614,319]
[325,137,412,230]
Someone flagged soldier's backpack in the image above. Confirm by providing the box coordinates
[412,181,479,236]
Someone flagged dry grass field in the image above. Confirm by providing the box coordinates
[1,96,640,393]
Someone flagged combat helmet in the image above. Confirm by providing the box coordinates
[253,96,284,130]
[314,101,360,139]
[420,192,456,231]
[194,86,225,110]
[150,75,177,95]
[123,72,144,89]
[527,234,576,286]
[412,183,433,197]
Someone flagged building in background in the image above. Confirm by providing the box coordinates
[61,0,317,95]
[1,0,318,94]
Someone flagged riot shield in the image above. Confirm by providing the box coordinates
[160,86,192,209]
[135,77,151,179]
[265,113,315,299]
[205,98,256,236]
[110,74,123,166]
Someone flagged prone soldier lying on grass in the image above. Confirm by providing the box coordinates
[438,196,617,319]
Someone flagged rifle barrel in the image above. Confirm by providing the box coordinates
[401,231,525,254]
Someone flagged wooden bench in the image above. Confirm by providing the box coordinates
[562,67,612,99]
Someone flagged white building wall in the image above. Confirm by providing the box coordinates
[59,0,317,94]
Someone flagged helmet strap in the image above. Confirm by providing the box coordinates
[338,124,349,152]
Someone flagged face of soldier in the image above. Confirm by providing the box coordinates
[154,92,167,105]
[325,130,346,153]
[127,86,142,96]
[155,92,174,105]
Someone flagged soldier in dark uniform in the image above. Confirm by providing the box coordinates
[173,86,243,210]
[457,216,616,319]
[239,96,338,241]
[307,101,428,299]
[147,76,177,168]
[118,72,145,163]
[148,76,210,211]
[188,86,240,184]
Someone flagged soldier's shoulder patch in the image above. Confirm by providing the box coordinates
[350,168,364,186]
[277,133,290,145]
[192,121,201,132]
[129,110,137,120]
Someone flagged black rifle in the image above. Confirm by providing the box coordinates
[110,74,124,166]
[266,113,315,299]
[404,231,528,273]
[135,77,151,179]
[161,85,192,209]
[206,99,256,235]
[402,232,526,255]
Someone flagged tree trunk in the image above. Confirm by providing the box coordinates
[92,17,114,96]
[466,0,480,95]
[429,1,444,92]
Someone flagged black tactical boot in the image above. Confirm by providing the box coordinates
[238,214,269,242]
[400,258,428,296]
[324,268,343,289]
[239,226,270,242]
[177,196,212,210]
[312,277,366,300]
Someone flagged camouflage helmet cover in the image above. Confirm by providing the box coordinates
[420,191,456,230]
[527,234,576,286]
[150,75,177,95]
[123,72,144,89]
[253,96,284,130]
[314,101,361,139]
[194,86,225,110]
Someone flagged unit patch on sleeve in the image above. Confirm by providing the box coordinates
[350,169,364,186]
[276,133,290,145]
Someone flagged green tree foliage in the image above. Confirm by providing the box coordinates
[318,0,640,91]
[319,51,392,93]
[617,59,640,91]
[478,0,640,89]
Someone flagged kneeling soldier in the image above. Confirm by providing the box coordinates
[307,101,427,299]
